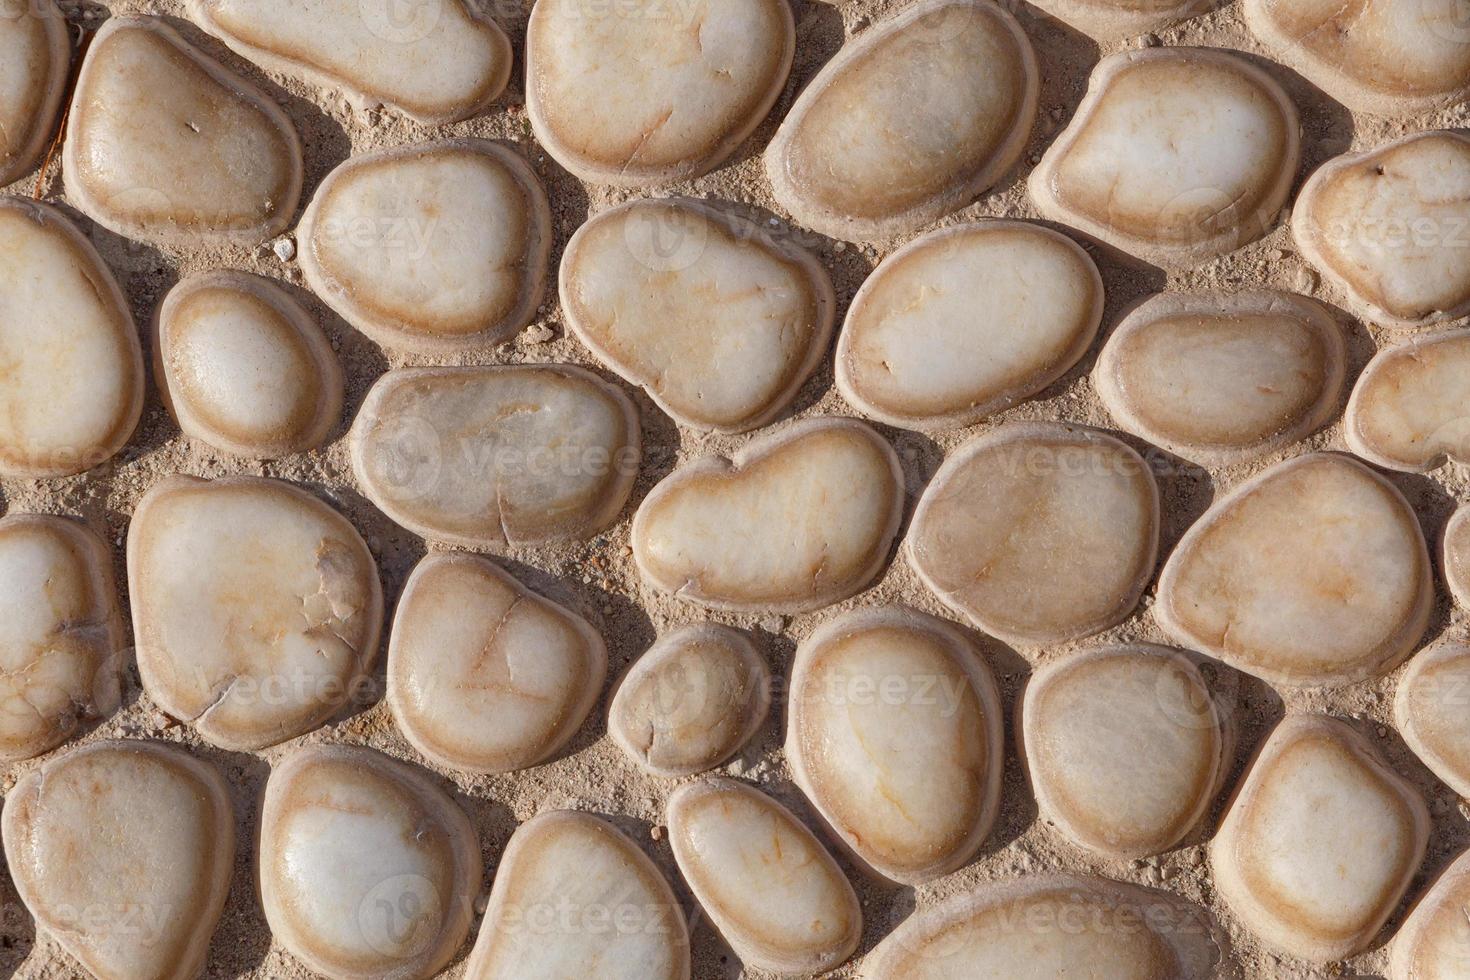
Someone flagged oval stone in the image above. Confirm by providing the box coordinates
[1031,47,1299,267]
[1212,715,1429,963]
[836,221,1103,430]
[1446,504,1470,610]
[0,0,68,186]
[0,196,143,477]
[128,475,382,751]
[388,552,607,775]
[666,779,861,975]
[1025,0,1207,40]
[259,745,482,980]
[561,198,834,433]
[188,0,511,125]
[1345,330,1470,473]
[1020,645,1228,860]
[2,740,234,980]
[1390,848,1470,980]
[465,811,691,980]
[765,0,1038,241]
[64,16,302,245]
[527,0,792,186]
[608,623,770,778]
[1156,453,1432,688]
[1094,290,1345,465]
[154,270,343,459]
[1394,643,1470,799]
[907,423,1160,646]
[788,606,1001,884]
[298,139,551,353]
[632,417,903,614]
[351,365,639,549]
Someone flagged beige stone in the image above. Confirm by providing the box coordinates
[1390,848,1470,980]
[837,221,1103,430]
[0,0,68,186]
[1026,0,1210,40]
[560,198,834,433]
[1346,330,1470,472]
[1395,643,1470,799]
[1446,504,1470,610]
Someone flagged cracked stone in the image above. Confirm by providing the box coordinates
[1389,847,1470,980]
[1395,642,1470,799]
[0,0,69,186]
[1345,329,1470,472]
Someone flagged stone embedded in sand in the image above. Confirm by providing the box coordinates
[1026,0,1208,40]
[1212,715,1429,963]
[1345,330,1470,473]
[128,475,382,751]
[2,740,234,980]
[863,875,1228,978]
[608,624,770,778]
[154,271,342,459]
[0,197,143,478]
[1395,643,1470,799]
[0,0,69,186]
[1094,290,1345,465]
[1447,506,1470,610]
[388,553,606,775]
[907,423,1159,646]
[188,0,511,125]
[1020,645,1228,861]
[466,811,690,980]
[1031,47,1299,267]
[837,221,1103,431]
[1390,847,1470,980]
[1294,131,1470,327]
[260,745,481,980]
[632,418,903,614]
[351,365,639,550]
[787,606,1001,885]
[527,0,792,186]
[298,139,551,353]
[667,779,861,975]
[561,198,834,433]
[765,0,1038,241]
[1157,453,1431,688]
[64,16,302,245]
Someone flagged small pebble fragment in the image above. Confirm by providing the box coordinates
[0,0,69,186]
[1026,0,1208,40]
[1345,330,1470,472]
[1445,504,1470,610]
[1389,846,1470,980]
[1395,643,1470,799]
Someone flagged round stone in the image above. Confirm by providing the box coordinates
[388,552,607,775]
[836,221,1103,430]
[351,365,640,550]
[1446,504,1470,610]
[1025,0,1208,40]
[154,270,343,459]
[560,197,834,433]
[1345,329,1470,473]
[63,16,303,245]
[2,740,234,980]
[1390,847,1470,980]
[632,417,904,614]
[1094,290,1345,465]
[765,0,1038,241]
[1156,453,1432,688]
[906,422,1160,646]
[298,139,551,353]
[787,605,1002,885]
[608,623,770,778]
[465,811,691,980]
[128,475,382,751]
[0,0,69,186]
[1211,714,1429,963]
[1395,643,1470,799]
[1031,47,1299,267]
[666,778,861,976]
[259,744,482,980]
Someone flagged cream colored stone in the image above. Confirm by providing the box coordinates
[1346,330,1470,473]
[1026,0,1210,40]
[1395,643,1470,799]
[837,221,1103,430]
[64,16,302,245]
[766,0,1038,241]
[632,417,903,614]
[1031,47,1299,267]
[2,740,234,980]
[1212,715,1429,963]
[389,553,606,775]
[298,139,551,353]
[1446,505,1470,610]
[0,196,143,478]
[1020,645,1228,860]
[128,475,382,751]
[465,811,690,980]
[608,624,769,778]
[260,744,482,980]
[527,0,792,186]
[667,778,861,975]
[0,0,68,186]
[188,0,511,125]
[1094,290,1345,465]
[560,198,834,433]
[1157,453,1431,688]
[154,270,342,459]
[907,422,1159,646]
[1390,848,1470,980]
[351,365,640,550]
[788,606,1001,885]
